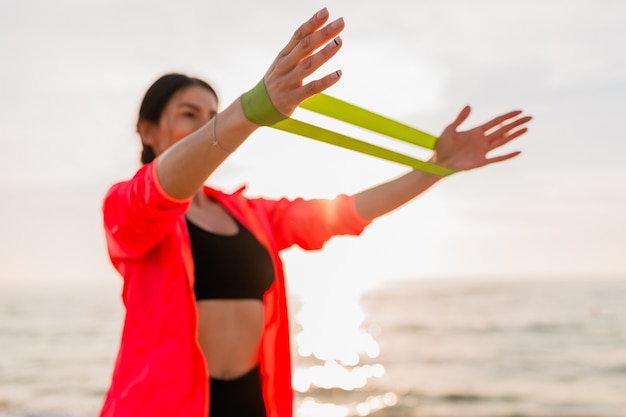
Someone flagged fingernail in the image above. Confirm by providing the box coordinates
[332,37,342,47]
[334,70,342,79]
[316,8,328,19]
[331,17,344,28]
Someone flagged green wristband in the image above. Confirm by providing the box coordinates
[241,79,287,126]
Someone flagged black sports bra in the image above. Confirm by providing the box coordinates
[186,216,275,301]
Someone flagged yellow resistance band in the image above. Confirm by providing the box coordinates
[271,93,455,177]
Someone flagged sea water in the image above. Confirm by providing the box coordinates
[296,278,626,417]
[1,278,625,417]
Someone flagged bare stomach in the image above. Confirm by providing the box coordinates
[196,299,265,380]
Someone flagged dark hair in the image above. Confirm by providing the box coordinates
[138,73,218,164]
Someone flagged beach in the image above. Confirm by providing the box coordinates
[1,277,625,417]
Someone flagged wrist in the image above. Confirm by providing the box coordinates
[240,78,288,126]
[428,154,451,169]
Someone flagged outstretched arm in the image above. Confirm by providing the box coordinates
[157,8,344,200]
[354,106,532,220]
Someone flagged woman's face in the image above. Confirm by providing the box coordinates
[142,85,218,156]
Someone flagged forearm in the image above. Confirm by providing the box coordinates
[353,169,444,221]
[156,98,257,200]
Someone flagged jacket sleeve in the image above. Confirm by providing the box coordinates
[257,193,372,251]
[102,160,192,259]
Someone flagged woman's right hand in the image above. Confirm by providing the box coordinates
[263,8,345,117]
[155,8,345,200]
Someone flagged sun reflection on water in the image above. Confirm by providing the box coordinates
[292,286,394,416]
[293,360,385,392]
[297,393,399,417]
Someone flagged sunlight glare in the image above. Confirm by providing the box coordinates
[296,393,398,417]
[293,361,385,392]
[295,288,380,365]
[355,393,399,416]
[297,398,349,417]
[293,280,389,414]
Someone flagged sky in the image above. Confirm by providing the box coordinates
[1,0,625,295]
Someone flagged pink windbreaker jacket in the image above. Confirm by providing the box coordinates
[100,160,371,417]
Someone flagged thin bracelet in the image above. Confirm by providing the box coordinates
[211,114,234,154]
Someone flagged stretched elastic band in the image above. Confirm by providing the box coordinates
[272,118,455,177]
[267,93,454,176]
[241,79,288,126]
[300,93,438,150]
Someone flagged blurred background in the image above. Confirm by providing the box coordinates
[1,0,625,416]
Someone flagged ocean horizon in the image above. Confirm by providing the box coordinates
[1,276,625,417]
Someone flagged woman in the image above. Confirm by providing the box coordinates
[100,8,531,417]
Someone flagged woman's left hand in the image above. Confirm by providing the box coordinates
[432,106,532,171]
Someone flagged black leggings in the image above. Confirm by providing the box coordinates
[209,366,266,417]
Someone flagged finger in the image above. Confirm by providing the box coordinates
[486,151,521,165]
[282,17,345,71]
[487,115,532,139]
[478,110,523,133]
[449,105,471,129]
[490,127,528,148]
[277,8,330,58]
[296,69,343,102]
[294,36,343,81]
